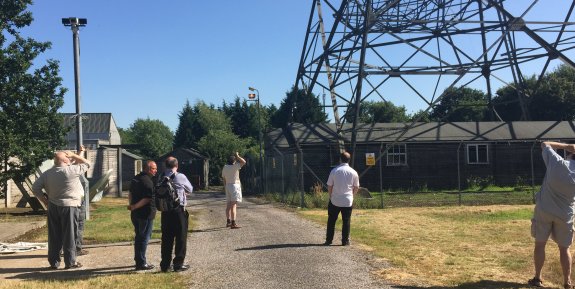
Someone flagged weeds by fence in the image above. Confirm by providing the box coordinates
[264,187,536,209]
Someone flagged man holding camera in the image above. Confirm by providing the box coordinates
[529,141,575,289]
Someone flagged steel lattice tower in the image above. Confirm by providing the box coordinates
[295,0,575,160]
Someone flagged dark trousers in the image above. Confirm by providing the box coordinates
[160,207,189,270]
[48,203,79,267]
[326,201,353,244]
[75,199,85,251]
[131,215,154,267]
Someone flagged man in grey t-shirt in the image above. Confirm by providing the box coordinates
[32,150,90,270]
[529,141,575,288]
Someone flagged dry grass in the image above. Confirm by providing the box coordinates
[300,205,570,289]
[0,273,186,289]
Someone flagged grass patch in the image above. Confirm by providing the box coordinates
[0,272,186,289]
[2,197,189,289]
[15,197,167,244]
[299,205,568,288]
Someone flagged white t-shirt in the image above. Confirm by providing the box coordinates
[222,162,243,184]
[327,163,359,207]
[536,145,575,223]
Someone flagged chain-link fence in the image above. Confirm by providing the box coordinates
[262,142,540,209]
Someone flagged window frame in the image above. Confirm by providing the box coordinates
[385,143,407,166]
[466,143,489,164]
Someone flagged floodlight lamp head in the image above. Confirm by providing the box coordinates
[248,87,256,92]
[62,17,87,27]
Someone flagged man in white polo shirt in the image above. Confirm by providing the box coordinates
[529,141,575,289]
[324,151,359,246]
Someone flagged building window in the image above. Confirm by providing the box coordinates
[467,144,489,164]
[386,144,407,166]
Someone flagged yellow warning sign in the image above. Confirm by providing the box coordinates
[365,153,375,166]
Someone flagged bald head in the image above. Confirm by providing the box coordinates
[165,156,178,169]
[340,151,351,163]
[54,152,71,167]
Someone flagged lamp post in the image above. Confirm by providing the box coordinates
[248,87,264,194]
[62,17,89,219]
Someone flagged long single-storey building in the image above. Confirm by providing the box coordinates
[264,121,575,193]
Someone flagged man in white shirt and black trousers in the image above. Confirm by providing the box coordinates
[324,151,359,246]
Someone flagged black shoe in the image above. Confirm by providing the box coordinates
[173,264,190,272]
[160,267,169,273]
[136,264,155,271]
[48,264,59,270]
[64,262,83,269]
[342,241,351,246]
[323,241,332,246]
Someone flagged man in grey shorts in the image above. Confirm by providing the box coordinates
[529,141,575,289]
[221,152,246,229]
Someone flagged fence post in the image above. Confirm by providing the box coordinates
[272,146,286,203]
[531,140,537,203]
[300,150,305,208]
[379,142,384,209]
[457,142,463,206]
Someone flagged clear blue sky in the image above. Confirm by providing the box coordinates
[24,1,311,131]
[22,1,575,131]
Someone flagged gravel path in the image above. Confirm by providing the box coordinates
[187,192,395,289]
[0,192,395,288]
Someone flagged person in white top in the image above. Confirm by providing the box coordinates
[221,152,246,229]
[529,141,575,289]
[324,151,359,246]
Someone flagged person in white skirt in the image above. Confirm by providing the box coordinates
[221,152,246,229]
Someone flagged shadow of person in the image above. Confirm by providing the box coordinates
[5,265,135,280]
[236,243,325,251]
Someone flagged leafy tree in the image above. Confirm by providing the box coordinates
[173,100,197,149]
[344,101,409,123]
[118,127,134,144]
[222,96,272,141]
[128,118,173,159]
[174,101,231,149]
[271,86,327,128]
[0,0,67,196]
[429,87,489,121]
[197,130,251,185]
[493,65,575,121]
[409,109,432,122]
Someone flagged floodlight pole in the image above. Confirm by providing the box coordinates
[248,87,264,194]
[62,17,89,219]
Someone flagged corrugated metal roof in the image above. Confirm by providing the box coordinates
[63,113,112,134]
[267,121,575,147]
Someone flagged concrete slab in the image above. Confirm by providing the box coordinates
[0,221,46,242]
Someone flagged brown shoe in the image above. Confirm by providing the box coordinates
[230,223,241,229]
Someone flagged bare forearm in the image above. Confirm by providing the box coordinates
[542,141,575,153]
[128,198,151,211]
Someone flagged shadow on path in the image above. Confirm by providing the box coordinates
[4,265,135,280]
[192,227,229,233]
[236,243,326,251]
